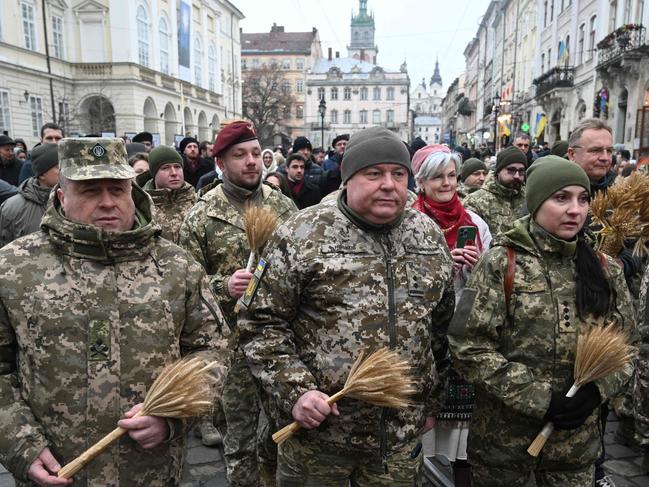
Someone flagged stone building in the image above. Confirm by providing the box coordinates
[0,0,243,148]
[304,0,410,147]
[240,24,322,147]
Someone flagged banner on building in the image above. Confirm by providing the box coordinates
[178,0,192,82]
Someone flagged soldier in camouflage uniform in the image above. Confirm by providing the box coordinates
[179,122,296,487]
[634,262,649,472]
[140,146,197,243]
[456,157,487,201]
[0,138,230,487]
[239,126,455,486]
[449,158,635,486]
[463,146,527,236]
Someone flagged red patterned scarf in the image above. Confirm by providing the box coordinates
[412,192,482,250]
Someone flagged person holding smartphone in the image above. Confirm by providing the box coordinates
[411,144,492,486]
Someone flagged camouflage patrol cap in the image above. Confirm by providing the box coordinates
[59,138,136,181]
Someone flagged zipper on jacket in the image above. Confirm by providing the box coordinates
[379,233,397,473]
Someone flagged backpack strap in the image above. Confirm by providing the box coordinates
[504,247,516,314]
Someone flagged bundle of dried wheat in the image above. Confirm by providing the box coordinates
[242,204,279,272]
[527,323,635,457]
[272,348,417,445]
[590,171,649,257]
[58,356,218,479]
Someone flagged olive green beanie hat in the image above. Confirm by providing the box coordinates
[341,126,411,183]
[495,146,528,173]
[148,146,184,179]
[460,158,488,182]
[526,156,590,215]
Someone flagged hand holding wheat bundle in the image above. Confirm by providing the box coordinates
[242,204,279,272]
[527,323,635,457]
[57,356,218,479]
[272,347,417,445]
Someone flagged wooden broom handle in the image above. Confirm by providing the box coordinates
[272,389,347,444]
[57,410,144,479]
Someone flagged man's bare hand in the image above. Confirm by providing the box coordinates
[292,390,340,429]
[27,447,72,486]
[118,403,169,450]
[227,269,253,299]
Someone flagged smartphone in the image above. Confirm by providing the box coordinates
[456,226,478,249]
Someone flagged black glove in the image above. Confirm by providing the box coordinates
[552,383,601,430]
[544,390,571,422]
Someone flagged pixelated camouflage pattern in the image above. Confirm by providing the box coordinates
[276,434,423,486]
[143,180,197,243]
[0,183,230,486]
[449,216,635,471]
[470,460,595,487]
[456,182,481,201]
[59,137,135,181]
[462,176,526,236]
[178,181,297,326]
[238,197,455,453]
[635,260,649,445]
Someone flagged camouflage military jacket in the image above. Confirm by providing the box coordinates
[143,180,197,243]
[449,216,635,469]
[238,196,455,455]
[178,181,296,326]
[0,184,230,486]
[462,176,526,236]
[456,183,481,201]
[635,262,649,445]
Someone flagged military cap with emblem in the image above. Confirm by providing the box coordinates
[58,137,136,181]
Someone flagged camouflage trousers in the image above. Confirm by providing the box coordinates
[470,462,595,487]
[223,351,276,487]
[276,434,423,486]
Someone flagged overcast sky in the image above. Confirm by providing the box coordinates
[239,0,492,93]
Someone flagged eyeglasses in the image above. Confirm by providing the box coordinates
[504,167,527,176]
[572,145,614,156]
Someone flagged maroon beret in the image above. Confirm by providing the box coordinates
[212,120,258,157]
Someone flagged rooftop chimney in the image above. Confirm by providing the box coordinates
[270,23,284,33]
[328,47,333,61]
[335,51,340,58]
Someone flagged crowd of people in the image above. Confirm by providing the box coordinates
[0,117,648,487]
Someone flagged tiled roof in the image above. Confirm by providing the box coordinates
[242,31,316,54]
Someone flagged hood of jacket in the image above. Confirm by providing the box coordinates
[18,177,52,206]
[40,183,161,263]
[483,174,525,200]
[143,179,196,206]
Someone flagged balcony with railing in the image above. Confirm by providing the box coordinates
[596,24,646,68]
[532,66,575,98]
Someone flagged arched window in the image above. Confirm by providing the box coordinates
[194,36,203,87]
[330,110,338,124]
[360,87,368,100]
[387,87,395,100]
[208,44,217,91]
[136,5,150,67]
[343,87,351,100]
[159,16,169,74]
[331,88,338,100]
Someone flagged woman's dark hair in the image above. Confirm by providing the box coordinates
[264,171,291,198]
[575,236,614,319]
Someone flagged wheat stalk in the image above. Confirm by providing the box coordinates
[527,323,635,457]
[272,348,417,445]
[58,356,218,479]
[242,204,279,272]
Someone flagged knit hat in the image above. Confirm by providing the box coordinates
[31,143,59,177]
[126,142,147,158]
[526,155,590,215]
[550,140,569,158]
[341,126,411,183]
[460,158,488,182]
[0,135,15,147]
[132,131,153,144]
[292,136,312,153]
[410,136,427,153]
[179,136,199,154]
[148,146,183,179]
[332,134,350,147]
[496,146,528,173]
[212,120,258,157]
[411,144,450,177]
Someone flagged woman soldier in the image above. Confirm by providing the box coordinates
[449,156,635,486]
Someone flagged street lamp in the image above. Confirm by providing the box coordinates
[492,94,501,151]
[318,96,327,149]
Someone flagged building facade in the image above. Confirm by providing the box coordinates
[0,0,244,147]
[240,24,322,147]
